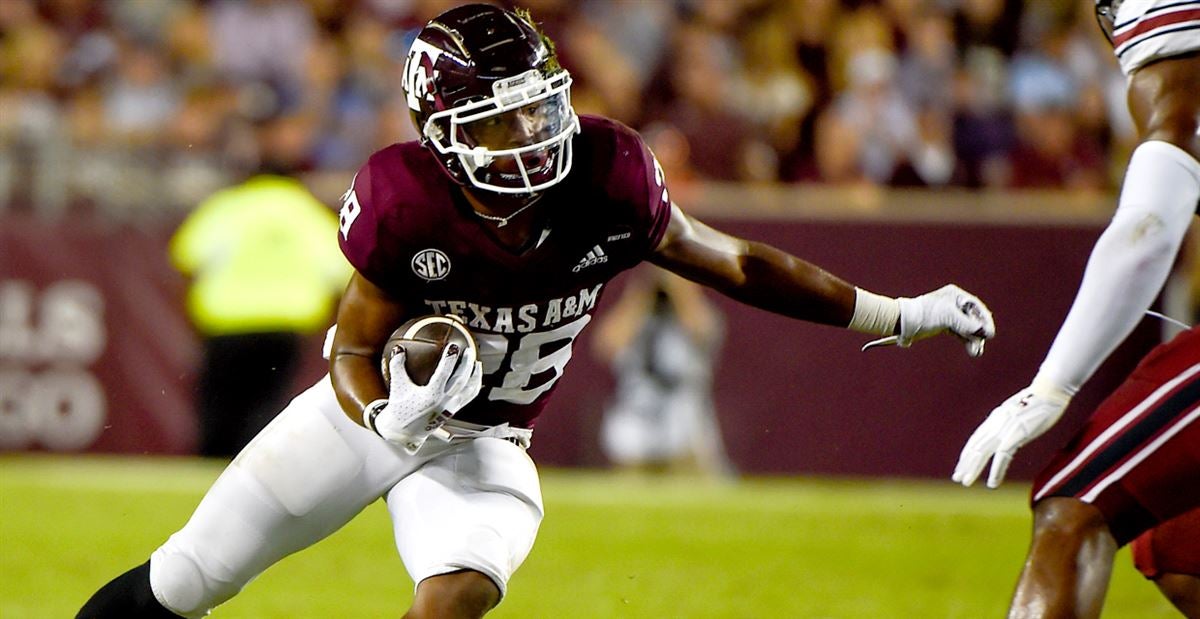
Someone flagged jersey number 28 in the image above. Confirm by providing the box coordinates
[473,315,590,405]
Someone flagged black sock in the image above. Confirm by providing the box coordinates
[77,561,181,618]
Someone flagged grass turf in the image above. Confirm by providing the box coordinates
[0,455,1176,618]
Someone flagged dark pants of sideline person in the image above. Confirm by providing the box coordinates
[196,332,302,458]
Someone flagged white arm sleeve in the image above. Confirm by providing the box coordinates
[1037,141,1200,394]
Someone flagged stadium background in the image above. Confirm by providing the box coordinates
[0,0,1190,617]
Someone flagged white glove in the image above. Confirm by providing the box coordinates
[897,284,995,357]
[952,378,1072,488]
[368,343,483,454]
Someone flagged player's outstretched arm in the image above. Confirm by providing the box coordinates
[954,139,1200,489]
[648,204,994,355]
[329,272,408,426]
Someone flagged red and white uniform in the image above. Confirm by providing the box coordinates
[1131,507,1200,578]
[1112,0,1200,76]
[1032,327,1200,546]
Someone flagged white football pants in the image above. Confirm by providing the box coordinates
[147,375,543,618]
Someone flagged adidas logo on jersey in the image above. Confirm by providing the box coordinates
[572,245,609,272]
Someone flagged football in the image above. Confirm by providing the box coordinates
[381,315,477,388]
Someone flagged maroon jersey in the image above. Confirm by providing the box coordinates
[337,115,672,428]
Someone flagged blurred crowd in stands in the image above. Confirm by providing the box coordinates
[0,0,1131,218]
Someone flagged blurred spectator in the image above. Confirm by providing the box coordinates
[0,0,1142,216]
[595,266,733,478]
[951,44,1016,188]
[813,105,866,185]
[40,0,106,42]
[1006,19,1105,189]
[0,0,69,213]
[1008,102,1105,189]
[161,88,235,209]
[104,39,181,144]
[731,8,815,168]
[897,11,956,113]
[168,113,351,457]
[109,0,190,45]
[825,48,954,186]
[569,0,676,124]
[776,0,839,181]
[954,0,1023,57]
[643,21,763,181]
[164,1,216,84]
[642,122,699,203]
[789,0,840,94]
[209,0,316,107]
[557,12,640,122]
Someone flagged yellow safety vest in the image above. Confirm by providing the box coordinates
[169,175,352,336]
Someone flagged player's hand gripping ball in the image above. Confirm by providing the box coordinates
[382,315,477,388]
[370,314,483,454]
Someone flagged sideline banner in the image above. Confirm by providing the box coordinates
[0,213,1155,478]
[1,214,198,453]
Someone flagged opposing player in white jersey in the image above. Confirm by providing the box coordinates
[77,5,995,618]
[954,1,1200,617]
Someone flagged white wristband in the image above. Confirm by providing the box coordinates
[848,288,900,336]
[362,399,389,434]
[1030,374,1077,399]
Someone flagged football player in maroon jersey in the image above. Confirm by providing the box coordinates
[954,1,1200,616]
[78,5,994,618]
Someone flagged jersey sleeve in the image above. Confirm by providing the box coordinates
[606,126,673,258]
[336,152,403,291]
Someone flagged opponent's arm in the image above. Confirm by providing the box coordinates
[954,141,1200,488]
[648,203,994,353]
[1039,142,1198,395]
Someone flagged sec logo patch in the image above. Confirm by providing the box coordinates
[411,248,451,281]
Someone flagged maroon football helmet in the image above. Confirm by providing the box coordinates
[402,4,579,194]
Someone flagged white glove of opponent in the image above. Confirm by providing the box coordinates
[367,343,483,454]
[952,378,1072,488]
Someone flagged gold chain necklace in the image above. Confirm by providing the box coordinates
[472,195,543,227]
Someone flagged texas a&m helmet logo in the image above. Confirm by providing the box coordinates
[403,39,444,113]
[412,248,451,281]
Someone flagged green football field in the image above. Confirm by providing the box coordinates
[0,456,1176,618]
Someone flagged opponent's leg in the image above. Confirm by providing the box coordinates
[389,436,543,618]
[1010,498,1117,619]
[1155,574,1200,618]
[1016,326,1200,618]
[1132,509,1200,618]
